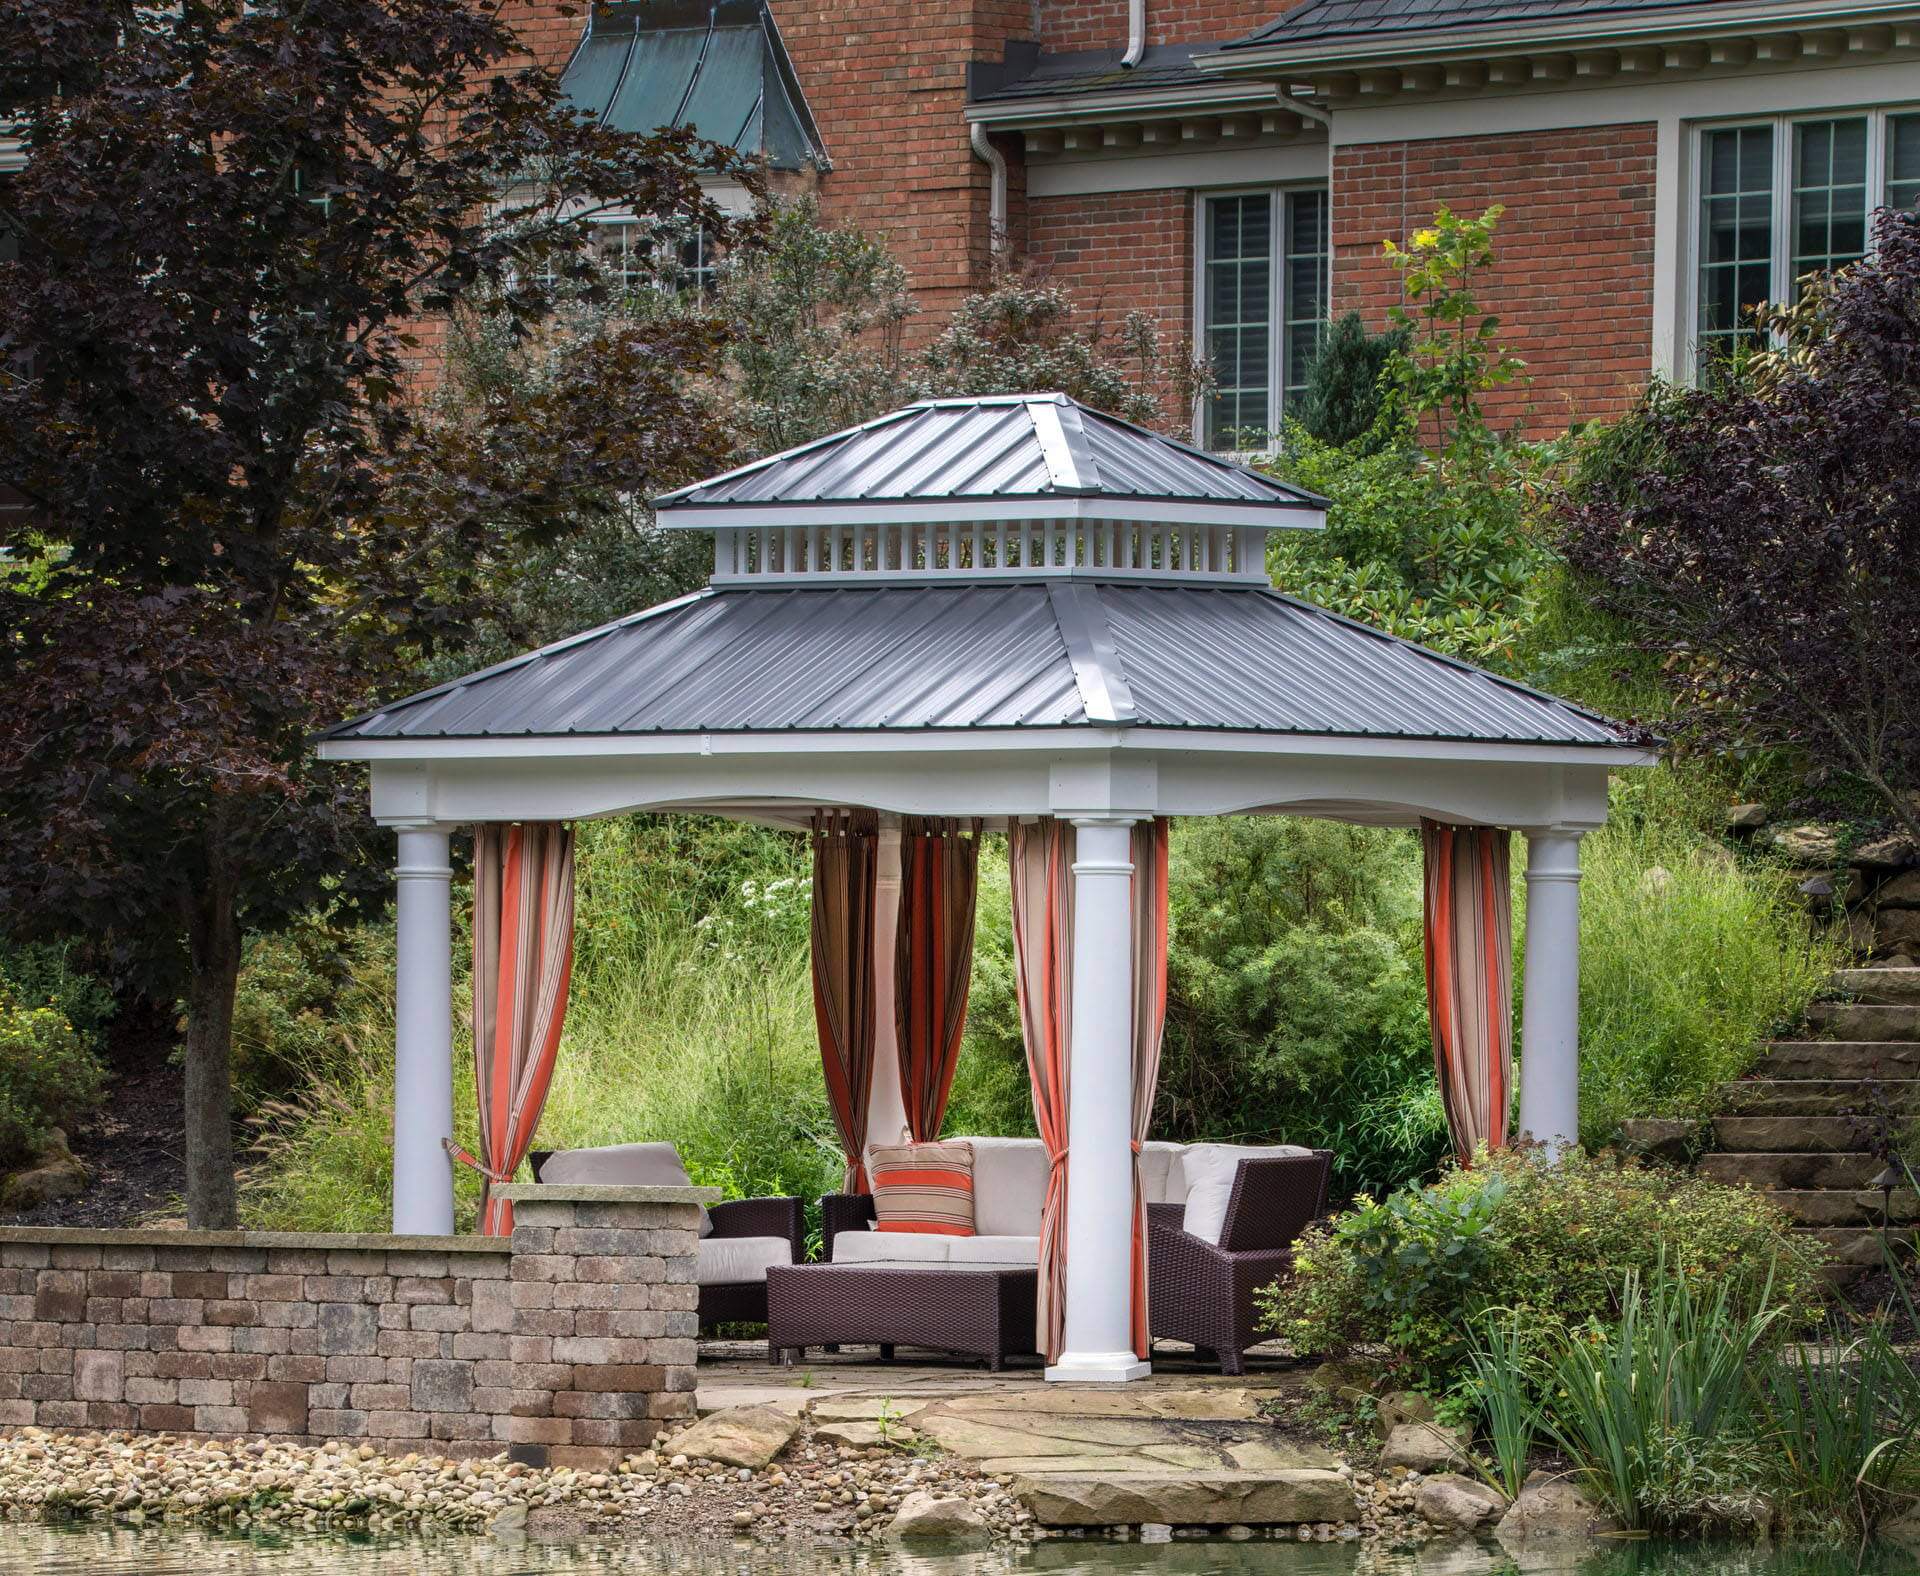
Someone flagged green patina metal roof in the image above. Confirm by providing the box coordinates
[561,1,826,170]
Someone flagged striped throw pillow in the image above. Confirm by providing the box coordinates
[869,1141,976,1237]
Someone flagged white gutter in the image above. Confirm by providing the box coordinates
[1123,0,1146,68]
[970,121,1008,250]
[1276,86,1331,129]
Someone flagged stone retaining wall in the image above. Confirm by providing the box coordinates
[0,1182,712,1468]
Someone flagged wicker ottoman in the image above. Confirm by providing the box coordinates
[766,1264,1039,1371]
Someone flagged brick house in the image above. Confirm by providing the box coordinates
[8,0,1918,442]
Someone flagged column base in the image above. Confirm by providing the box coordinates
[1044,1352,1151,1383]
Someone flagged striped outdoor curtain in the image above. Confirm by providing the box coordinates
[895,817,981,1143]
[1008,818,1074,1364]
[452,823,576,1236]
[1128,817,1171,1361]
[812,811,880,1193]
[1421,820,1514,1165]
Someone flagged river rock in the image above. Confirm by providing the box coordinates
[887,1490,994,1545]
[1379,1422,1471,1473]
[1725,803,1768,833]
[1617,1118,1696,1165]
[1413,1473,1507,1532]
[1306,1360,1381,1405]
[671,1405,800,1470]
[1855,833,1918,868]
[1011,1469,1354,1527]
[1494,1471,1622,1542]
[1375,1391,1438,1436]
[1772,824,1841,864]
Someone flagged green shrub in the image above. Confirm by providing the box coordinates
[0,989,108,1164]
[1261,1146,1825,1390]
[1293,312,1407,450]
[0,940,116,1044]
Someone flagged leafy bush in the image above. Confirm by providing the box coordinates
[1293,312,1407,450]
[0,940,116,1045]
[0,989,108,1164]
[1261,1146,1825,1390]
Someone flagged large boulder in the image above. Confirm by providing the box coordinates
[1771,824,1841,865]
[1617,1118,1697,1166]
[1494,1471,1623,1543]
[670,1405,799,1470]
[1375,1390,1438,1436]
[1413,1473,1507,1532]
[1379,1422,1471,1473]
[1011,1469,1355,1527]
[0,1130,89,1211]
[887,1490,995,1545]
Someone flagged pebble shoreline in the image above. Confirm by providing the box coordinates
[0,1421,1439,1548]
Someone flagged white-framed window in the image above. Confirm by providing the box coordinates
[1195,185,1329,450]
[1692,106,1920,364]
[565,214,718,300]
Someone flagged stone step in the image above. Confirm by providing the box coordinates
[1759,1041,1920,1078]
[1698,1151,1885,1190]
[1011,1469,1357,1528]
[1806,1002,1920,1040]
[1799,1226,1917,1268]
[1832,966,1920,1004]
[1711,1116,1864,1153]
[1769,1189,1920,1226]
[1723,1080,1920,1115]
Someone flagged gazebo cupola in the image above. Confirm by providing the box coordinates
[653,392,1326,589]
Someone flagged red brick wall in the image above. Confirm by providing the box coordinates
[1035,0,1304,53]
[1332,123,1658,434]
[1027,189,1194,416]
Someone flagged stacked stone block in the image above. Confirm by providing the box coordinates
[0,1182,712,1468]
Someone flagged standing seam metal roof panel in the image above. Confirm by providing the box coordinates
[653,395,1321,509]
[1227,0,1712,48]
[324,583,1635,747]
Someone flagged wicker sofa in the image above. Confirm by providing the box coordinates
[529,1143,803,1328]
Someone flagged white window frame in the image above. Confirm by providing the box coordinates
[1686,102,1920,378]
[1191,181,1329,453]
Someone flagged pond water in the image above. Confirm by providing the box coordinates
[2,1526,1915,1576]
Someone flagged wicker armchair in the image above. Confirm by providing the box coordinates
[529,1150,804,1328]
[1148,1150,1332,1375]
[820,1192,876,1260]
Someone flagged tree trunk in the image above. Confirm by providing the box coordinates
[183,879,242,1229]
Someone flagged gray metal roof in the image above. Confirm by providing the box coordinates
[323,582,1634,749]
[1226,0,1716,50]
[561,0,825,170]
[654,394,1322,514]
[968,44,1222,107]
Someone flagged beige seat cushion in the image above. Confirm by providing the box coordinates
[696,1235,792,1286]
[538,1141,711,1236]
[832,1230,953,1266]
[957,1136,1050,1237]
[946,1234,1039,1268]
[1179,1143,1317,1245]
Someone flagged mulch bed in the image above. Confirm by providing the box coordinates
[0,999,186,1231]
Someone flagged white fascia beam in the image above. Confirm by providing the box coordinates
[656,497,1325,532]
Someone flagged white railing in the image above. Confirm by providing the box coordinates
[710,521,1270,586]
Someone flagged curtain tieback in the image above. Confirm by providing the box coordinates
[442,1137,512,1185]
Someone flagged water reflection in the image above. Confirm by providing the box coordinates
[0,1526,1913,1576]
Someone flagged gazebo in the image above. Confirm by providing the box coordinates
[318,392,1653,1383]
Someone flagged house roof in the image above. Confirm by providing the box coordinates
[653,394,1323,519]
[967,44,1225,107]
[320,581,1634,748]
[1224,0,1782,49]
[560,0,825,170]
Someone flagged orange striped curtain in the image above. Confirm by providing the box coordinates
[812,811,880,1193]
[460,823,575,1236]
[1009,818,1074,1364]
[1128,817,1171,1361]
[895,818,981,1143]
[1421,821,1514,1166]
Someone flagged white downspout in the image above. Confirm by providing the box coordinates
[970,122,1008,256]
[1123,0,1146,67]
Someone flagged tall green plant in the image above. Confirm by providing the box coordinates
[1467,1307,1539,1500]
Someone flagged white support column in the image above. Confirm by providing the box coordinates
[1048,817,1149,1383]
[868,816,910,1149]
[1518,829,1585,1156]
[393,824,455,1235]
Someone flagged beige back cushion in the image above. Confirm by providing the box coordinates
[1139,1141,1186,1205]
[1179,1143,1316,1245]
[954,1136,1051,1237]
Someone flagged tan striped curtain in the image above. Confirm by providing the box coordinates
[1009,818,1075,1364]
[1128,817,1171,1361]
[1421,821,1514,1165]
[812,811,880,1193]
[895,817,981,1143]
[454,823,575,1235]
